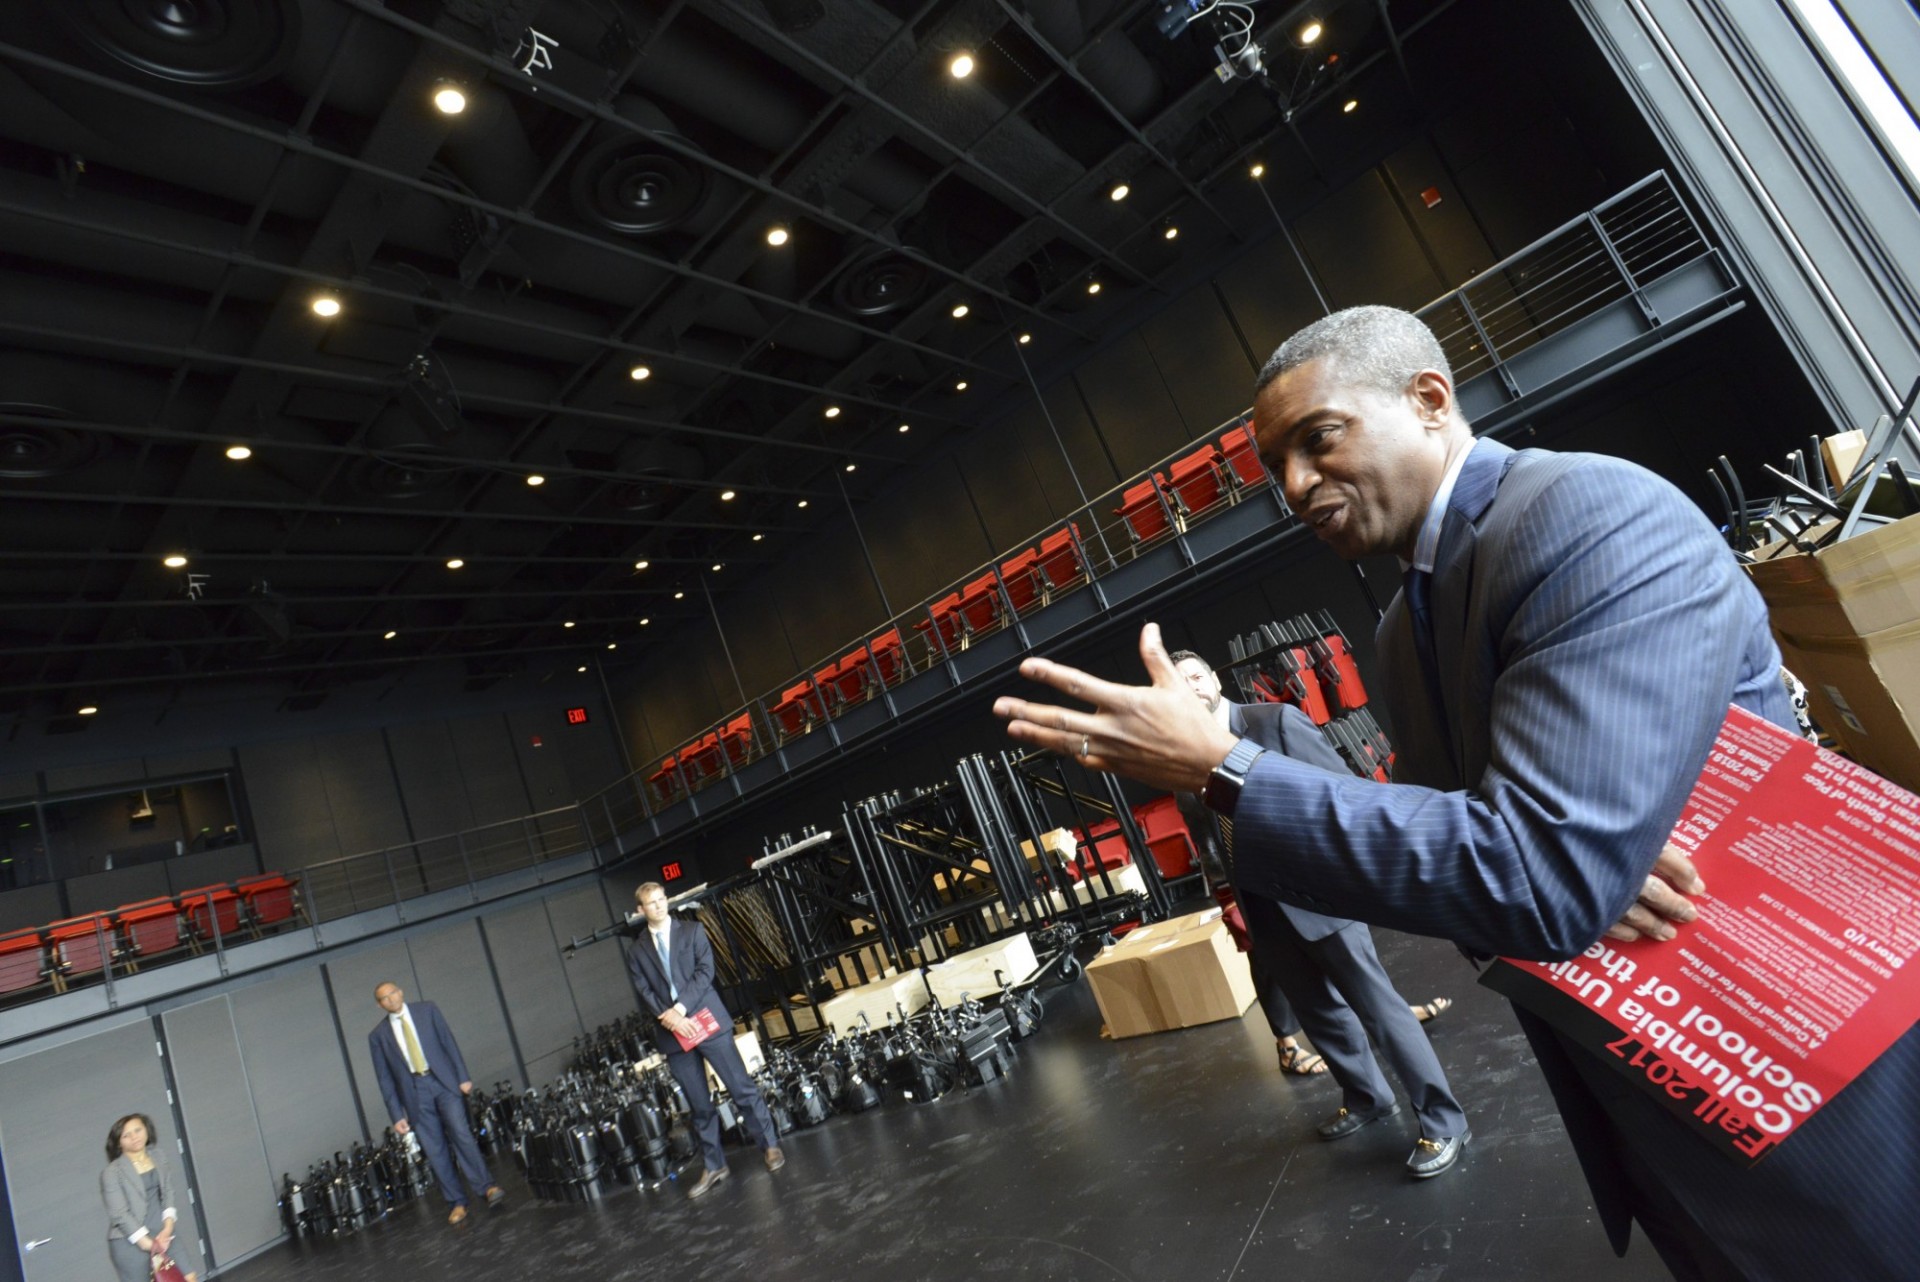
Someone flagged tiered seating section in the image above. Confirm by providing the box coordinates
[644,412,1275,809]
[0,873,306,1004]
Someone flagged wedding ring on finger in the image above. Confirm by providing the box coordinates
[1079,734,1091,759]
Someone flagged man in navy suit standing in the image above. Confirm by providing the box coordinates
[626,881,783,1197]
[368,982,503,1224]
[994,306,1919,1280]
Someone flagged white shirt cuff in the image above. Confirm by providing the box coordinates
[162,1207,176,1223]
[128,1229,148,1244]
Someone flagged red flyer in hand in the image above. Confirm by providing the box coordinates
[673,1007,723,1052]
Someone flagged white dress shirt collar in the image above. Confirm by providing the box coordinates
[1407,440,1479,574]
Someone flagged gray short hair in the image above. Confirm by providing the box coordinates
[1254,305,1451,398]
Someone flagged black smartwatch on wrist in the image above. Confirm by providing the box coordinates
[1201,737,1266,817]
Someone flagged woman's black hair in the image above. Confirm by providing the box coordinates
[105,1113,157,1164]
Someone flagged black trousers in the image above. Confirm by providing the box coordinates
[665,1029,778,1172]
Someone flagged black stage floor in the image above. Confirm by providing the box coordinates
[229,928,1673,1282]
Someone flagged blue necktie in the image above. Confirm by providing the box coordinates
[655,931,676,1001]
[1404,566,1440,687]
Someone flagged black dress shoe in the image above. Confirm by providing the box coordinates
[484,1185,506,1207]
[687,1166,730,1199]
[1317,1102,1401,1141]
[764,1147,785,1172]
[1407,1131,1470,1179]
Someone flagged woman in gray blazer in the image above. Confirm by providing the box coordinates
[101,1113,199,1282]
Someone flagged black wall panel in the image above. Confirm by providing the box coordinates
[143,748,233,778]
[771,522,887,667]
[1074,331,1195,476]
[712,589,801,703]
[167,845,261,891]
[1380,138,1498,288]
[230,966,367,1189]
[64,864,169,914]
[405,920,523,1090]
[1039,377,1121,500]
[161,996,280,1265]
[1296,170,1446,313]
[236,739,339,871]
[0,883,62,933]
[0,1018,190,1282]
[1213,241,1329,366]
[1446,113,1606,262]
[386,721,475,842]
[955,416,1062,551]
[447,716,531,829]
[41,757,145,795]
[482,902,583,1087]
[314,731,407,859]
[542,883,635,1035]
[1137,282,1262,436]
[320,940,419,1138]
[507,709,575,817]
[0,771,35,802]
[861,462,996,612]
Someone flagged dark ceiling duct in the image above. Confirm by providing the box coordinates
[569,95,713,237]
[608,434,705,515]
[1025,0,1165,124]
[36,0,305,90]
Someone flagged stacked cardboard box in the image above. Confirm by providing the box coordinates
[1084,909,1256,1039]
[817,969,930,1033]
[925,933,1039,1006]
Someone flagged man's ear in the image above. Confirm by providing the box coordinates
[1409,368,1455,428]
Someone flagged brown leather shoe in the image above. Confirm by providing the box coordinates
[687,1166,729,1199]
[764,1147,785,1172]
[484,1186,506,1207]
[447,1204,468,1225]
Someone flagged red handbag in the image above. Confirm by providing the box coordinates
[151,1251,188,1282]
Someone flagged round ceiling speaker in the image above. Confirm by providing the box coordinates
[0,405,102,478]
[45,0,302,89]
[832,247,929,317]
[570,132,711,236]
[350,450,465,501]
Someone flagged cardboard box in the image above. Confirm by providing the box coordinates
[817,969,929,1034]
[1084,909,1256,1039]
[705,1029,764,1092]
[822,941,894,990]
[757,1003,823,1040]
[1046,861,1146,913]
[925,933,1039,1005]
[1747,513,1920,789]
[1017,827,1078,873]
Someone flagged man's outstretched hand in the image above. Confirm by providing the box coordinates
[992,622,1239,794]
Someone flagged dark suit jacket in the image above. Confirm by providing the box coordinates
[1229,438,1920,1278]
[626,916,732,1056]
[368,1000,471,1127]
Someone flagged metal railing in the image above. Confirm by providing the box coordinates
[298,807,590,923]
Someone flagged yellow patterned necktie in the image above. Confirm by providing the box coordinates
[401,1015,428,1074]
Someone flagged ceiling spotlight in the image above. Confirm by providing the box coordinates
[1343,98,1359,113]
[797,499,809,508]
[1295,18,1324,45]
[607,642,617,651]
[634,559,650,570]
[845,463,857,473]
[162,554,188,568]
[766,224,790,247]
[578,665,588,673]
[708,563,722,573]
[1163,224,1180,240]
[951,303,970,319]
[563,620,576,629]
[1018,332,1031,344]
[446,557,464,569]
[225,444,252,460]
[1087,280,1102,295]
[311,294,341,318]
[1249,162,1266,179]
[824,406,841,419]
[640,617,650,626]
[431,82,468,115]
[949,52,975,78]
[752,533,764,541]
[525,473,545,486]
[720,489,736,501]
[673,590,685,600]
[384,630,398,640]
[955,380,968,391]
[629,363,651,380]
[1109,182,1130,201]
[78,705,99,716]
[898,423,911,433]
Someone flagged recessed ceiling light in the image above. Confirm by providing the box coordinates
[845,463,857,473]
[898,423,910,433]
[384,630,398,640]
[629,363,651,380]
[1249,162,1266,179]
[824,405,841,418]
[766,224,790,247]
[607,642,617,650]
[955,380,968,391]
[432,83,467,115]
[711,563,723,572]
[720,489,736,501]
[752,533,764,541]
[78,705,99,716]
[225,444,251,460]
[1296,19,1324,45]
[640,617,650,626]
[311,295,341,318]
[951,303,969,319]
[162,554,188,568]
[797,499,809,508]
[1087,280,1102,295]
[949,52,975,78]
[563,620,576,629]
[1109,183,1130,201]
[673,591,685,600]
[446,557,464,569]
[1343,99,1358,113]
[1018,333,1031,344]
[634,559,650,570]
[578,665,588,673]
[1163,225,1179,240]
[525,473,545,486]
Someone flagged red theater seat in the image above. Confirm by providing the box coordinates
[866,629,905,687]
[771,680,823,738]
[1064,819,1133,881]
[1164,447,1227,519]
[1116,478,1172,544]
[1132,795,1199,881]
[237,875,304,935]
[1219,422,1267,487]
[47,914,120,989]
[683,732,724,780]
[956,571,1003,637]
[647,752,682,804]
[0,930,50,998]
[818,653,868,709]
[182,885,245,946]
[913,592,964,658]
[117,898,188,966]
[997,548,1042,616]
[1036,525,1086,595]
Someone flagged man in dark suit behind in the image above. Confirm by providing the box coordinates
[995,306,1920,1280]
[368,982,503,1224]
[1170,649,1468,1178]
[626,880,783,1197]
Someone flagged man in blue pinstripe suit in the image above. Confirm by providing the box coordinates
[995,306,1917,1280]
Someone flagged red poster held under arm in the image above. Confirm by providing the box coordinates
[1483,705,1920,1164]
